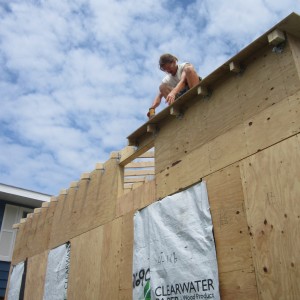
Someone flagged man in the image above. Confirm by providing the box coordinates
[147,53,201,118]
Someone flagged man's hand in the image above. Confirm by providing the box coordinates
[166,91,176,105]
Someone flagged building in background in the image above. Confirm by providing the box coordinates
[0,183,51,299]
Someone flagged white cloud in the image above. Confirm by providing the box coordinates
[0,0,299,194]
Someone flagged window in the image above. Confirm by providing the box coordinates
[0,205,33,261]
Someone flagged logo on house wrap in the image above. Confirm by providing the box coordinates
[154,278,216,300]
[133,267,151,299]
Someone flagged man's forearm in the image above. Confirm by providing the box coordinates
[151,93,162,108]
[172,79,187,95]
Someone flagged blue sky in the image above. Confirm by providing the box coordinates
[0,0,299,195]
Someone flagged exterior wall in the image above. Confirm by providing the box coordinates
[0,261,10,298]
[155,41,300,185]
[7,30,300,300]
[9,179,156,299]
[153,36,300,299]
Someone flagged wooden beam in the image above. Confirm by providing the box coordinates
[80,173,90,180]
[139,151,154,158]
[229,61,241,73]
[42,201,50,208]
[95,163,105,170]
[12,223,20,229]
[147,124,157,133]
[70,181,79,188]
[197,85,209,97]
[110,151,119,159]
[120,137,154,166]
[124,169,155,176]
[170,106,181,117]
[124,177,146,183]
[50,196,58,202]
[125,161,154,168]
[132,182,144,189]
[124,183,133,189]
[268,29,285,45]
[60,189,68,195]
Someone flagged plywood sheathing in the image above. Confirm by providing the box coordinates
[68,225,104,299]
[240,135,300,299]
[68,217,122,299]
[155,44,300,199]
[23,251,48,300]
[116,180,156,218]
[26,204,50,258]
[12,199,57,265]
[11,215,36,264]
[11,222,28,264]
[205,164,258,299]
[49,156,122,249]
[49,183,78,248]
[78,157,122,232]
[70,171,91,225]
[119,212,134,295]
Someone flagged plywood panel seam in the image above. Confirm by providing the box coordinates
[53,214,125,250]
[239,163,261,299]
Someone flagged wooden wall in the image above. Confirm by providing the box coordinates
[153,34,300,299]
[7,33,300,299]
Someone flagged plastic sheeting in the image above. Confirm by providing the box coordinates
[7,261,25,300]
[133,181,220,300]
[43,243,71,300]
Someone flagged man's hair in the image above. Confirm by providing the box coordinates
[159,54,178,69]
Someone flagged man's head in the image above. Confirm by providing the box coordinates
[159,54,178,75]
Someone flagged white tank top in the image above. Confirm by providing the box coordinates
[161,62,188,88]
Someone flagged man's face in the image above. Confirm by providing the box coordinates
[161,61,177,75]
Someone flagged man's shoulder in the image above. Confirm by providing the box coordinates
[179,62,190,69]
[162,74,171,83]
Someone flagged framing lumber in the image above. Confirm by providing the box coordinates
[124,177,145,183]
[42,202,50,208]
[12,223,20,229]
[197,85,209,96]
[170,106,181,116]
[268,29,285,45]
[125,161,154,168]
[229,61,241,73]
[124,169,155,176]
[147,124,157,133]
[119,147,154,166]
[124,183,133,189]
[123,136,155,164]
[139,151,154,158]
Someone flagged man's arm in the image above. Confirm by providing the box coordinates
[150,92,163,109]
[165,70,187,105]
[147,92,163,118]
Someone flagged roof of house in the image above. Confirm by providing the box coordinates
[0,183,51,208]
